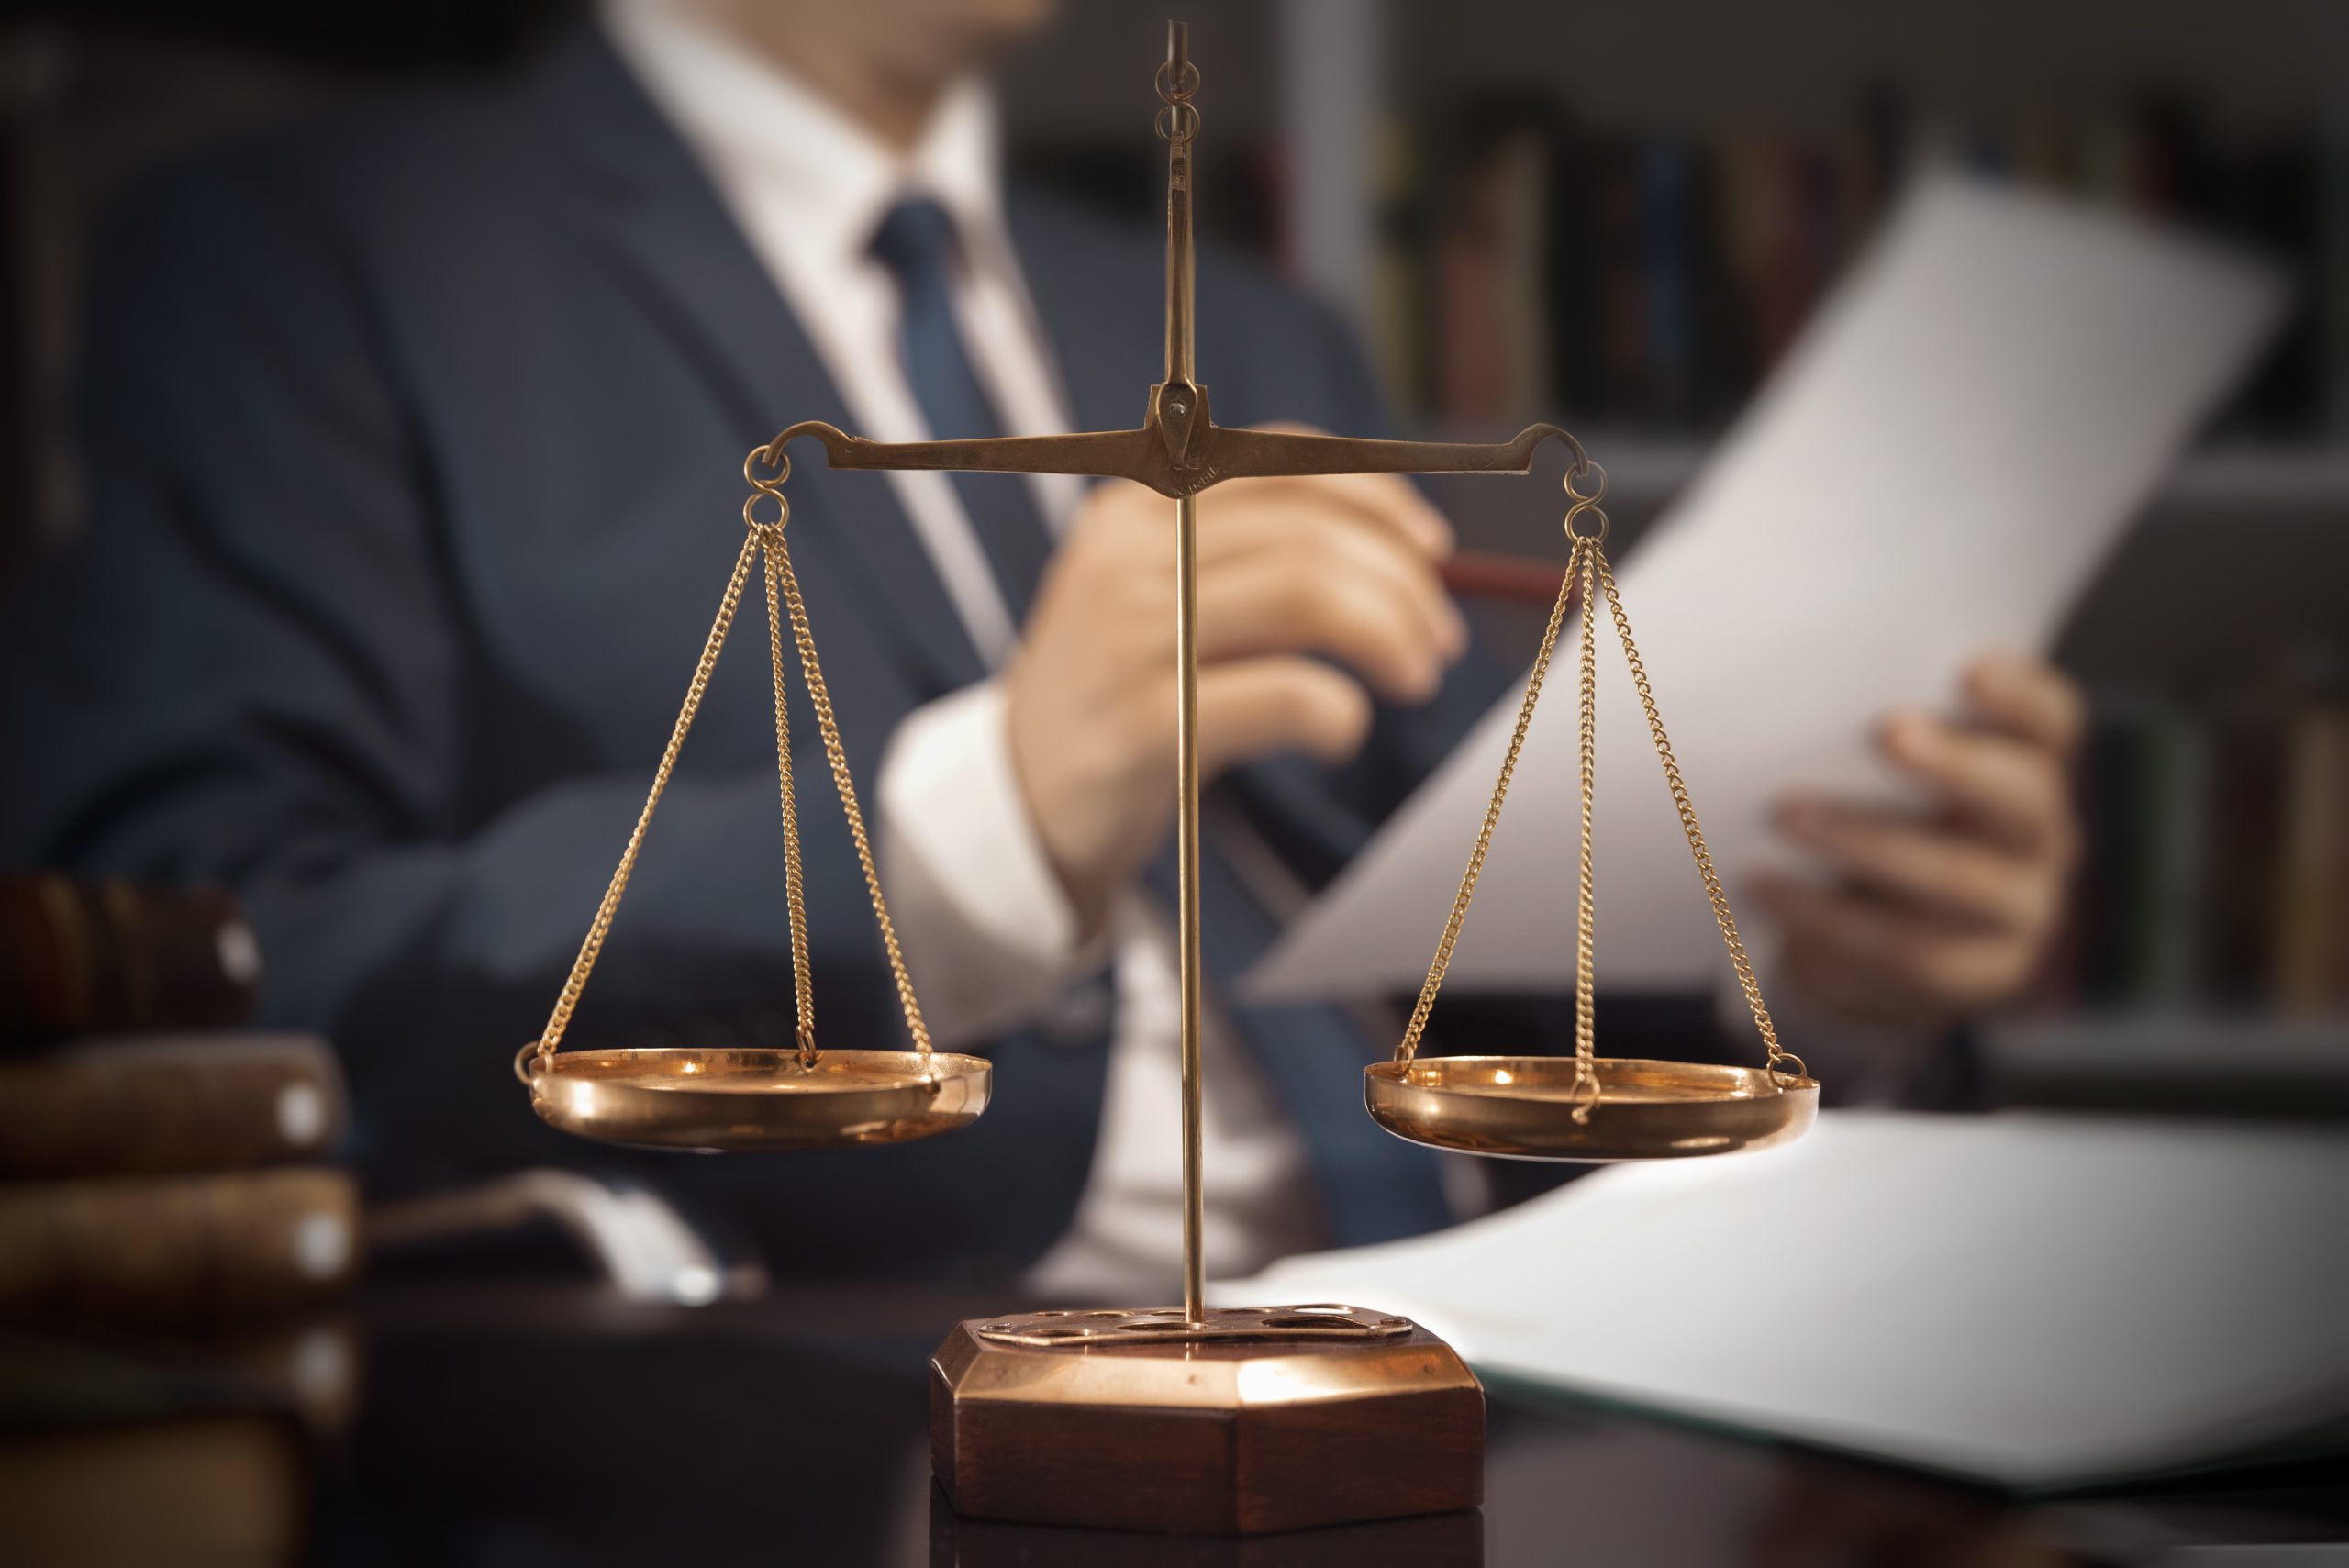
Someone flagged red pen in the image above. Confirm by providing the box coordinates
[1438,550,1574,604]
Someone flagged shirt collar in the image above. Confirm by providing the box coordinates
[598,0,1007,272]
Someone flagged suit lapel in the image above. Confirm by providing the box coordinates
[526,25,985,695]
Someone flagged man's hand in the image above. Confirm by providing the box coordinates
[1757,651,2085,1032]
[1005,461,1465,928]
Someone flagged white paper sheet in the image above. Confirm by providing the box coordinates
[1248,173,2282,1000]
[1212,1112,2349,1488]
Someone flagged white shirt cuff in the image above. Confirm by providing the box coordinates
[877,679,1095,1045]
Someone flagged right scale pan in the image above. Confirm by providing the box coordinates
[1375,493,1820,1167]
[1364,1056,1818,1162]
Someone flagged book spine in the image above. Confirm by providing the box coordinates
[1592,135,1648,419]
[2076,710,2145,1003]
[1437,177,1501,426]
[2202,702,2288,1004]
[2143,709,2213,1006]
[0,1036,345,1178]
[0,1169,358,1322]
[2324,108,2349,439]
[1752,138,1813,373]
[2272,706,2349,1012]
[1493,129,1553,419]
[1640,137,1697,426]
[0,876,259,1043]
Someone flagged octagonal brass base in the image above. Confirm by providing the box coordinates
[930,1308,1484,1536]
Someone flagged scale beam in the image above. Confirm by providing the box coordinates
[760,417,1589,500]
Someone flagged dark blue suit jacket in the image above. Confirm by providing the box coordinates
[0,28,1513,1277]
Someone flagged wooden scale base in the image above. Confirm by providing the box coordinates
[930,1307,1482,1536]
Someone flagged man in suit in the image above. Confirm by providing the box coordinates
[0,0,2082,1290]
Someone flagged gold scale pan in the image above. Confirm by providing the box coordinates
[514,22,1816,1167]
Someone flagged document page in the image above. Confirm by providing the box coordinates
[1249,173,2282,999]
[1214,1112,2349,1488]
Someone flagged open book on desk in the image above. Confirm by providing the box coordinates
[1212,1112,2349,1491]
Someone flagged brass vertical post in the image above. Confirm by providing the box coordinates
[1163,21,1195,386]
[1174,491,1204,1325]
[1163,18,1207,1327]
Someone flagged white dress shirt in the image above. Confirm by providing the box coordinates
[601,0,1319,1296]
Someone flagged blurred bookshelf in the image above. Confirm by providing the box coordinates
[1003,0,2349,1078]
[1006,1,2349,441]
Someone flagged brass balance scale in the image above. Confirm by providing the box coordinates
[512,21,1816,1537]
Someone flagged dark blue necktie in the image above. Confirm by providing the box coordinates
[869,196,1055,625]
[872,195,1452,1249]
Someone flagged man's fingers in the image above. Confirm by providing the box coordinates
[1197,557,1439,701]
[1751,656,2082,1031]
[1776,800,2052,933]
[1087,486,1468,671]
[1879,712,2076,856]
[1196,469,1454,562]
[1755,877,2034,1015]
[1962,651,2086,758]
[1195,657,1374,773]
[1221,505,1465,663]
[1779,935,1931,1030]
[1197,534,1464,702]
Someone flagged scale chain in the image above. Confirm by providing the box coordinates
[762,535,818,1067]
[532,530,762,1069]
[1591,549,1801,1083]
[1394,470,1801,1097]
[1394,538,1586,1065]
[527,487,934,1077]
[1570,537,1600,1118]
[763,519,935,1057]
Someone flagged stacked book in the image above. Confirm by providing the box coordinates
[0,1034,357,1323]
[0,875,358,1561]
[0,875,357,1325]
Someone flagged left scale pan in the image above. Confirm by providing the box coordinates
[519,1046,992,1152]
[515,473,981,1154]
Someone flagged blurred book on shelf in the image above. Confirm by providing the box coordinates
[2071,665,2349,1017]
[1370,90,2343,439]
[1998,659,2349,1118]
